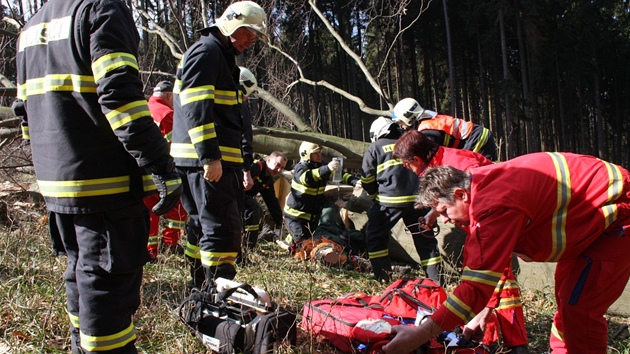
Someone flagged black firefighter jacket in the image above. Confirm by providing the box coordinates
[15,0,169,214]
[361,138,419,208]
[171,28,244,170]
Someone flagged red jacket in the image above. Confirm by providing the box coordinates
[148,96,173,138]
[428,146,493,172]
[431,152,630,330]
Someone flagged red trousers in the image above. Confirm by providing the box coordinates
[549,226,630,353]
[489,267,529,348]
[143,195,187,258]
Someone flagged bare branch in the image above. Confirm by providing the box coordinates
[256,88,313,132]
[0,128,20,142]
[139,70,176,79]
[267,43,390,117]
[0,118,20,128]
[135,7,185,58]
[297,77,391,117]
[377,1,432,79]
[308,0,391,106]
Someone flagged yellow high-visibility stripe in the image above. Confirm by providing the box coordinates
[143,175,156,193]
[361,175,375,184]
[601,159,623,228]
[444,295,474,322]
[214,89,238,105]
[105,100,150,130]
[443,134,452,147]
[66,308,80,329]
[283,205,312,221]
[171,143,198,159]
[244,225,260,232]
[420,256,442,266]
[291,180,324,196]
[92,52,139,82]
[188,123,216,144]
[22,125,30,140]
[170,143,243,163]
[18,74,97,99]
[167,219,187,229]
[376,159,403,174]
[220,146,243,163]
[368,249,389,259]
[80,323,136,351]
[551,322,564,342]
[376,194,417,204]
[495,296,523,310]
[185,242,200,259]
[147,235,158,246]
[200,251,237,267]
[312,169,323,182]
[472,128,490,153]
[178,85,214,106]
[460,267,502,286]
[38,176,130,198]
[546,152,570,261]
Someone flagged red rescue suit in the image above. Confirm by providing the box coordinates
[431,152,630,353]
[143,96,187,258]
[432,147,528,347]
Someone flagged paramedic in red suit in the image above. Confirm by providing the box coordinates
[393,129,529,352]
[382,152,630,354]
[143,81,188,259]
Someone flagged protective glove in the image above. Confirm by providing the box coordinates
[273,228,283,240]
[352,179,362,188]
[146,156,183,215]
[151,171,183,215]
[327,159,340,171]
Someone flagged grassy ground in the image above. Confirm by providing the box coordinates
[0,195,629,353]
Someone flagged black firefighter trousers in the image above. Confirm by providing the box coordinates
[366,202,443,284]
[54,202,151,353]
[178,167,242,287]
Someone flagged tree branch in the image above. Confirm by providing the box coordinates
[267,43,390,118]
[135,7,185,58]
[308,0,392,106]
[256,88,314,132]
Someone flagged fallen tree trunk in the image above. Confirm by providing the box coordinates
[252,127,369,169]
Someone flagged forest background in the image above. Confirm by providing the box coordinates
[1,0,630,167]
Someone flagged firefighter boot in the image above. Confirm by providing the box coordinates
[370,257,392,283]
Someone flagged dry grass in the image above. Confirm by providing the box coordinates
[0,193,628,353]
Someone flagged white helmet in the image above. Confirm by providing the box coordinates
[239,67,258,96]
[299,141,322,162]
[369,116,396,142]
[214,1,268,42]
[392,98,425,127]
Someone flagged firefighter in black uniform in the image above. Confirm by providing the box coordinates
[243,152,287,251]
[14,0,182,352]
[361,117,443,283]
[171,1,268,289]
[283,142,359,253]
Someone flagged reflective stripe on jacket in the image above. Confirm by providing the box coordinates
[172,28,243,169]
[15,0,169,214]
[361,138,419,208]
